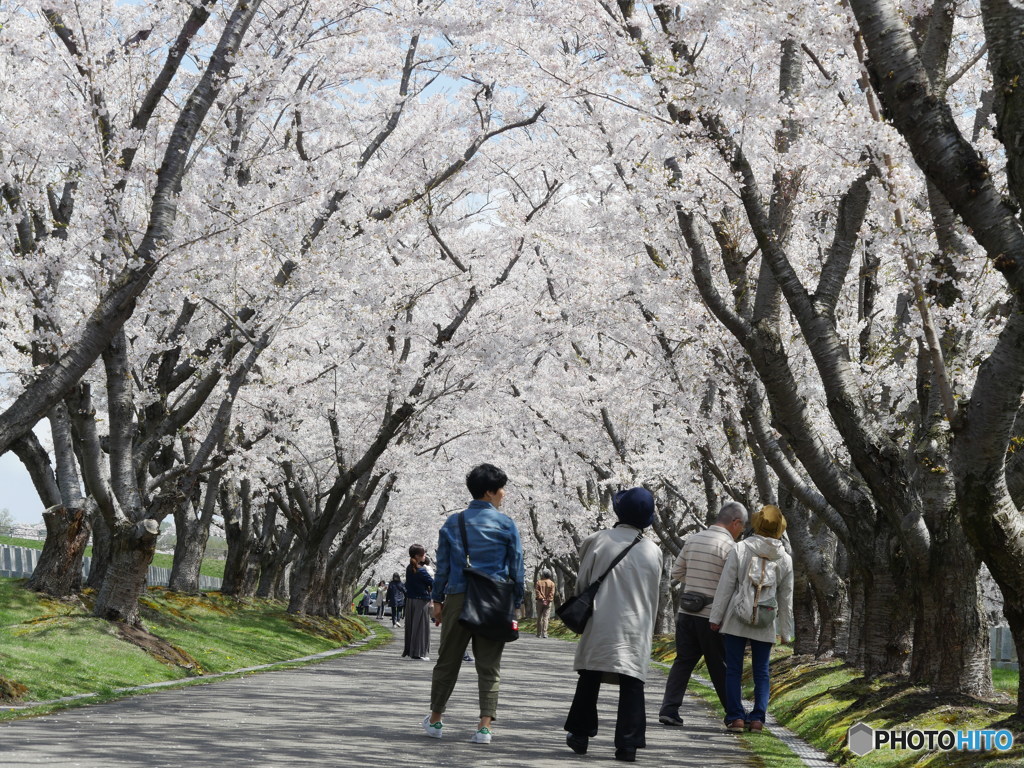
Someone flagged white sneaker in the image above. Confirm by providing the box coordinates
[470,728,492,744]
[422,715,443,739]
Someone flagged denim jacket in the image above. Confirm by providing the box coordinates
[431,500,525,607]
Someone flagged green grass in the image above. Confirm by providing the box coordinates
[993,668,1019,695]
[649,630,1024,767]
[765,655,1023,767]
[1,535,225,579]
[0,577,376,719]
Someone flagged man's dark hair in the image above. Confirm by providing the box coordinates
[466,463,508,499]
[409,543,425,558]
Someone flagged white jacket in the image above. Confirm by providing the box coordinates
[709,535,794,643]
[572,525,663,681]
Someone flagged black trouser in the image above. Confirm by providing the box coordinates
[564,670,646,751]
[659,612,727,719]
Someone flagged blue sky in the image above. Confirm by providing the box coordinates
[1,452,42,524]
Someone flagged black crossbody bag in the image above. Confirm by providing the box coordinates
[456,512,519,643]
[556,531,643,634]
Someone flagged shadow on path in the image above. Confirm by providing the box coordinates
[0,622,756,767]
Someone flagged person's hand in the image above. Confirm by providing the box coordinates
[432,601,443,625]
[709,623,721,632]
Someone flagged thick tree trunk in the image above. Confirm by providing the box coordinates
[86,508,112,590]
[273,564,291,602]
[26,505,91,597]
[222,521,259,597]
[846,570,867,668]
[256,543,289,599]
[792,560,819,656]
[221,483,259,597]
[167,514,210,593]
[93,519,160,625]
[909,530,991,694]
[808,553,849,659]
[859,534,914,676]
[288,547,329,615]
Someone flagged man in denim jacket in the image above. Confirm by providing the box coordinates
[422,464,525,746]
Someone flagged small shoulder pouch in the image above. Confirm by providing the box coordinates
[678,592,711,613]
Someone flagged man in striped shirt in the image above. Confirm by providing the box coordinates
[658,501,748,727]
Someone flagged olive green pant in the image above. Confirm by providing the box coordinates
[429,592,508,719]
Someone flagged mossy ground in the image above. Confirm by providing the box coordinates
[0,577,374,719]
[654,624,1024,767]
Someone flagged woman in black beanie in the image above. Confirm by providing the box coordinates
[563,487,663,763]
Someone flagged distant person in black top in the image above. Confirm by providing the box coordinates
[403,543,434,660]
[386,572,406,626]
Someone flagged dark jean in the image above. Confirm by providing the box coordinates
[722,633,773,723]
[659,612,727,719]
[564,670,646,751]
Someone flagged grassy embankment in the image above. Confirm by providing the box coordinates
[0,535,225,579]
[0,577,386,720]
[519,618,1022,767]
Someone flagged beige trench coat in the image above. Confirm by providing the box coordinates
[572,525,663,682]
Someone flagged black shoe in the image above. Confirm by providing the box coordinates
[658,713,684,727]
[614,748,636,762]
[566,733,588,755]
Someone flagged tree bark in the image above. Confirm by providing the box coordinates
[167,513,211,594]
[860,531,914,676]
[86,508,112,590]
[93,518,160,625]
[25,505,91,596]
[221,480,259,597]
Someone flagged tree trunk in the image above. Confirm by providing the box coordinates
[1004,601,1024,718]
[859,533,914,676]
[812,564,850,658]
[909,529,991,693]
[273,563,291,602]
[791,559,819,656]
[221,482,259,596]
[846,569,866,668]
[655,552,675,635]
[26,505,91,597]
[86,508,112,590]
[288,546,329,615]
[167,514,210,594]
[93,518,160,625]
[256,539,290,599]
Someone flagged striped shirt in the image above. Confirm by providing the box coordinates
[671,525,737,617]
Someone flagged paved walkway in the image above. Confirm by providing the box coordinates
[0,623,756,767]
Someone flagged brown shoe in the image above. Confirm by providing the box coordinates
[726,719,746,733]
[748,720,764,733]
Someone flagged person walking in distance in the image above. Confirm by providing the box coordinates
[658,501,748,727]
[535,569,556,638]
[421,464,525,745]
[375,580,387,620]
[386,572,406,627]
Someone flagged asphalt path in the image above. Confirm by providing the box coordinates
[0,621,756,767]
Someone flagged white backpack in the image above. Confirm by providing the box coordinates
[732,552,778,629]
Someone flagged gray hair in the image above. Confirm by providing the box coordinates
[716,501,748,526]
[539,569,552,579]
